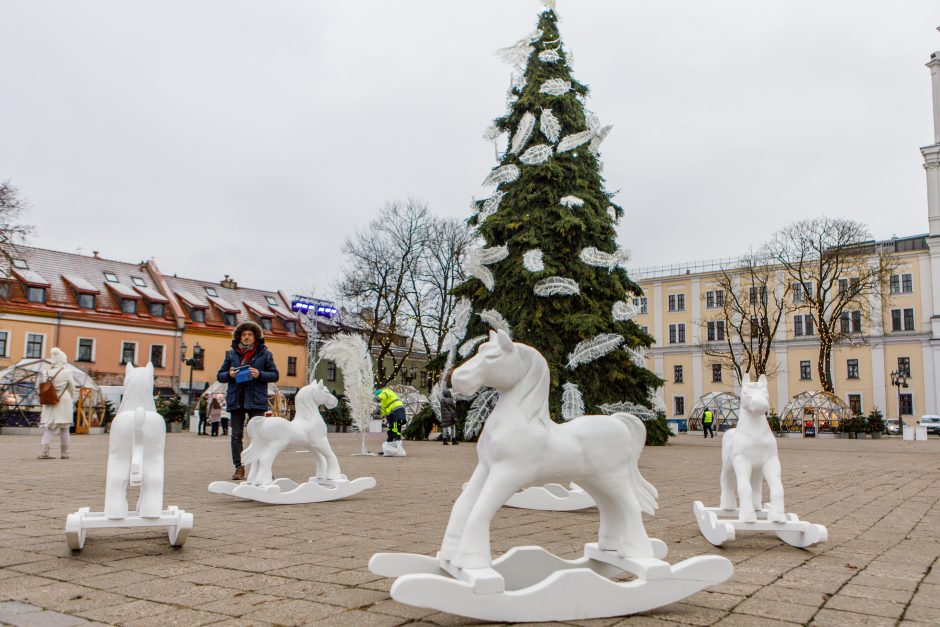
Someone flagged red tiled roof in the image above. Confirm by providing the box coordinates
[105,282,140,299]
[207,295,239,313]
[13,268,50,287]
[61,275,99,293]
[175,290,208,308]
[244,301,273,317]
[134,285,167,303]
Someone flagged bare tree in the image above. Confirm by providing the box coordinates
[0,181,34,272]
[702,250,790,383]
[766,217,897,392]
[336,200,430,386]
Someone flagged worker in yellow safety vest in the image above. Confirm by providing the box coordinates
[702,407,715,439]
[374,388,407,442]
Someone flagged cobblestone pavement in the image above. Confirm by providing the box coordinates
[0,431,938,626]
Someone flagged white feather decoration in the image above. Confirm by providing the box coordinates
[534,276,580,296]
[649,389,667,414]
[539,49,561,64]
[567,333,624,369]
[589,125,613,154]
[612,300,641,322]
[483,125,502,142]
[482,164,520,187]
[519,144,552,165]
[540,0,556,10]
[560,195,584,208]
[319,334,374,439]
[458,335,488,358]
[510,112,536,155]
[429,382,443,420]
[561,382,585,421]
[557,130,594,152]
[607,206,618,221]
[522,249,544,272]
[479,309,512,337]
[624,346,647,369]
[509,72,527,94]
[580,246,630,271]
[464,245,507,291]
[598,401,655,421]
[450,297,472,342]
[540,78,572,96]
[478,192,505,220]
[527,28,544,43]
[540,109,561,143]
[464,388,499,439]
[476,244,508,265]
[497,43,533,67]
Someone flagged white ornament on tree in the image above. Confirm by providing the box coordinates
[557,130,594,152]
[464,245,509,291]
[483,125,502,142]
[510,112,537,155]
[479,309,512,337]
[580,247,629,271]
[459,335,489,359]
[559,195,584,208]
[482,165,520,187]
[533,276,580,296]
[612,300,641,322]
[478,192,505,220]
[540,109,561,143]
[522,249,544,272]
[624,346,646,369]
[589,125,613,155]
[497,43,534,68]
[539,78,572,96]
[607,206,617,221]
[561,382,585,421]
[519,144,553,165]
[538,49,562,64]
[463,387,499,439]
[567,334,624,369]
[450,297,473,342]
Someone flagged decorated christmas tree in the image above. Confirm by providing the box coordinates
[445,2,663,435]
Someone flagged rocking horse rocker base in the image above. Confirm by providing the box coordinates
[693,501,828,548]
[208,475,376,505]
[65,506,193,550]
[503,482,596,511]
[369,540,733,622]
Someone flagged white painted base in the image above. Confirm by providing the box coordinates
[64,506,192,550]
[368,541,731,622]
[504,482,597,511]
[693,501,828,548]
[208,476,376,504]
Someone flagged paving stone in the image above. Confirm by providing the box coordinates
[73,599,174,623]
[1,609,89,626]
[811,608,899,626]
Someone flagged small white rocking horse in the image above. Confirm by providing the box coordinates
[65,363,193,549]
[208,380,375,504]
[693,374,827,548]
[370,331,732,622]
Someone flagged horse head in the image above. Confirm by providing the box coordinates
[452,329,524,395]
[118,362,157,413]
[740,373,770,417]
[297,379,338,414]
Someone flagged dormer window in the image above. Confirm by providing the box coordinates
[191,308,206,323]
[205,287,219,297]
[284,320,296,333]
[26,287,46,303]
[78,293,96,309]
[224,312,236,326]
[265,296,278,306]
[131,276,146,287]
[149,302,165,317]
[12,259,27,269]
[121,299,137,314]
[104,272,118,282]
[259,317,272,331]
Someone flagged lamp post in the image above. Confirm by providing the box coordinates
[890,370,909,436]
[180,342,201,427]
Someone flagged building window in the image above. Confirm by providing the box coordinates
[800,360,811,380]
[706,290,724,309]
[190,308,205,323]
[121,342,136,365]
[25,333,43,358]
[121,299,137,314]
[712,364,722,382]
[668,324,686,344]
[847,359,859,379]
[674,365,683,383]
[223,312,236,326]
[192,345,204,370]
[149,302,165,317]
[839,277,860,296]
[706,320,725,342]
[77,338,94,363]
[792,281,813,303]
[265,296,278,306]
[674,396,685,416]
[12,259,27,269]
[326,360,337,381]
[103,272,118,282]
[149,345,164,368]
[0,283,9,299]
[902,273,913,293]
[0,331,7,357]
[26,286,46,303]
[891,308,914,331]
[749,316,767,337]
[889,274,913,294]
[903,308,914,331]
[897,357,910,378]
[205,286,219,297]
[420,370,428,389]
[287,356,297,377]
[77,293,95,309]
[668,294,685,312]
[899,394,913,416]
[131,276,146,287]
[259,317,273,331]
[793,314,814,336]
[749,286,768,305]
[638,325,649,334]
[284,320,296,333]
[848,394,862,416]
[633,297,647,314]
[840,311,862,334]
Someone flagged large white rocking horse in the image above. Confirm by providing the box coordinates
[65,363,192,549]
[693,374,827,548]
[208,380,375,504]
[370,331,732,622]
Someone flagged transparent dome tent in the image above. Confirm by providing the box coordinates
[779,390,851,435]
[0,358,104,429]
[687,392,740,432]
[389,385,429,420]
[200,381,288,417]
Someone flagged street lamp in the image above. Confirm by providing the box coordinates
[180,342,202,425]
[890,370,909,436]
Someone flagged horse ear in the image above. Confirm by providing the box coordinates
[743,371,752,384]
[488,330,498,343]
[146,362,154,376]
[125,362,134,377]
[495,329,513,351]
[758,374,767,387]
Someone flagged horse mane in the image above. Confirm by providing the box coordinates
[118,368,157,414]
[294,384,324,419]
[512,344,551,426]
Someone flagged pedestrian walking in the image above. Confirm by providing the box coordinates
[37,348,75,460]
[208,397,222,437]
[439,388,458,445]
[217,321,279,480]
[703,407,715,438]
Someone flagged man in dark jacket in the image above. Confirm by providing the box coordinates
[440,388,458,445]
[217,321,279,480]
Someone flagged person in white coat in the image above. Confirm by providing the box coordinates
[38,348,75,459]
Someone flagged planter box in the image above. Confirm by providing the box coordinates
[817,433,835,439]
[855,433,867,439]
[870,432,882,439]
[168,422,182,433]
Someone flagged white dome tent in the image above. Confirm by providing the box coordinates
[687,392,741,432]
[0,358,105,431]
[390,385,430,420]
[779,391,852,437]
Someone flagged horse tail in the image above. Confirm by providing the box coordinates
[129,407,145,487]
[613,412,659,515]
[240,416,264,467]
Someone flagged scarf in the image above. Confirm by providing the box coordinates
[234,342,257,366]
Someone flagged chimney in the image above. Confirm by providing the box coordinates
[92,251,100,258]
[220,274,238,290]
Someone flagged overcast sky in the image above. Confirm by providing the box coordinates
[1,1,937,300]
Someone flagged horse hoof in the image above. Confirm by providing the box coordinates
[768,511,786,523]
[453,553,491,569]
[739,511,757,523]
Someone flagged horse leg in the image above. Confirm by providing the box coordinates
[750,468,763,512]
[440,464,488,562]
[313,450,327,480]
[593,474,653,558]
[318,445,342,480]
[137,425,165,517]
[719,432,737,510]
[763,457,786,522]
[104,434,130,519]
[578,479,621,552]
[733,456,756,522]
[453,466,520,569]
[257,449,278,485]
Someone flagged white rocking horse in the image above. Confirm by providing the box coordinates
[370,331,732,622]
[693,374,827,548]
[65,362,193,549]
[208,380,375,504]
